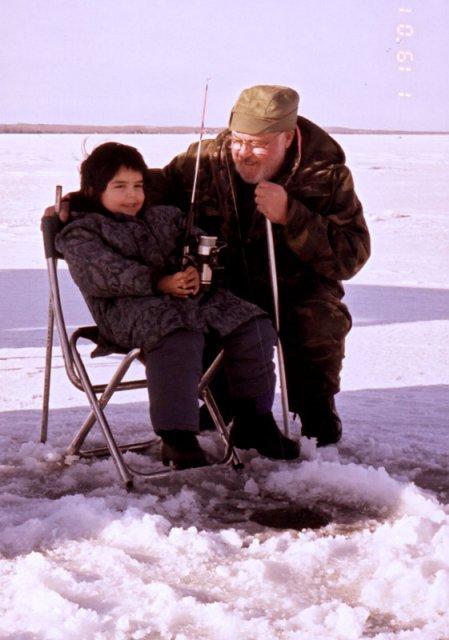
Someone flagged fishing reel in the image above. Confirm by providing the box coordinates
[184,235,226,291]
[197,235,226,290]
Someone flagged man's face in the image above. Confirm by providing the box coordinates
[230,130,295,184]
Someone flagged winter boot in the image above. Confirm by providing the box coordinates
[298,395,342,447]
[160,430,208,470]
[230,412,300,460]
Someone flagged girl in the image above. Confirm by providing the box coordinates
[55,142,299,469]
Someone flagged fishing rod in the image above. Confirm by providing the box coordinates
[182,79,225,291]
[182,78,210,265]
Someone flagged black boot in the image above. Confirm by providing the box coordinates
[298,396,342,447]
[230,412,300,460]
[160,430,208,469]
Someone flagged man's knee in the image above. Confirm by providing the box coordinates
[281,297,352,403]
[284,297,352,347]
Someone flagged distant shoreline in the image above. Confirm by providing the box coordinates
[1,124,448,135]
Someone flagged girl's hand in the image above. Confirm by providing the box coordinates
[157,266,200,298]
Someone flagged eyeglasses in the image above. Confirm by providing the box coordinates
[229,132,282,154]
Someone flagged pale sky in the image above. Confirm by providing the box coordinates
[1,0,448,131]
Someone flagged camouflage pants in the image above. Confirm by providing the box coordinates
[280,290,352,413]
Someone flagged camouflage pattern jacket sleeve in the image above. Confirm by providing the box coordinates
[283,130,371,282]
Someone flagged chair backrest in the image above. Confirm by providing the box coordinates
[41,214,87,390]
[42,213,64,261]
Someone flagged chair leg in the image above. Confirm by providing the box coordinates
[67,347,144,455]
[40,299,54,443]
[199,350,243,469]
[70,348,134,488]
[68,356,156,459]
[63,342,240,484]
[201,386,243,469]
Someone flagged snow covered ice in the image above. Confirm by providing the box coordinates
[0,133,448,639]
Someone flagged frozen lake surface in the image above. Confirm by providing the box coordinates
[0,133,448,639]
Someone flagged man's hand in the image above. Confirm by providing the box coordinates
[42,200,70,222]
[255,180,288,225]
[157,266,200,298]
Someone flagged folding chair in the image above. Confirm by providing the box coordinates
[40,214,242,489]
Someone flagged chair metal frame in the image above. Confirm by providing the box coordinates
[40,215,241,489]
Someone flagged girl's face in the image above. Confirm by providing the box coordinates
[100,167,145,216]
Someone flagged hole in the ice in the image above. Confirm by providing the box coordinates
[249,506,331,530]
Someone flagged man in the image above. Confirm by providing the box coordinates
[148,84,371,447]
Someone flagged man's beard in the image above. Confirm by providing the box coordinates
[234,161,270,185]
[234,154,284,185]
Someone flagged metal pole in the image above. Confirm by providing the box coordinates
[40,300,54,443]
[40,185,62,442]
[265,218,290,437]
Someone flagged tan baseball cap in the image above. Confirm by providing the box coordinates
[229,85,299,134]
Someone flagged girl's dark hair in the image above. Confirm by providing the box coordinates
[80,142,148,202]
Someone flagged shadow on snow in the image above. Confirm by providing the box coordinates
[0,270,449,347]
